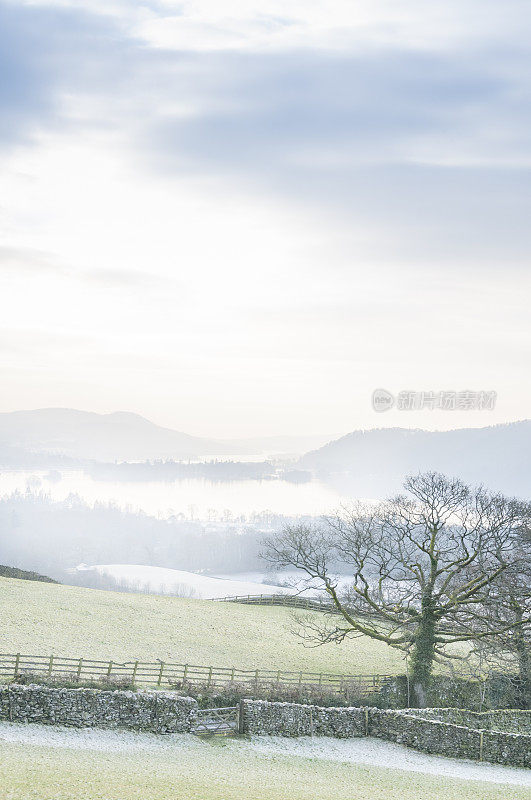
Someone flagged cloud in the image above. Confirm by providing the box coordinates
[138,45,531,268]
[1,0,530,434]
[0,2,138,147]
[0,245,66,274]
[2,1,531,273]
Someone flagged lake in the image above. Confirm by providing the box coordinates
[0,469,355,519]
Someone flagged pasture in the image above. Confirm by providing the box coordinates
[0,577,405,674]
[0,724,529,800]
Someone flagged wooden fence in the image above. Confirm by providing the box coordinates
[210,593,341,613]
[0,653,392,697]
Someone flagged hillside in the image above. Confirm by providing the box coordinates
[0,565,57,584]
[0,408,246,462]
[0,408,336,464]
[301,421,531,497]
[0,577,404,675]
[74,564,296,599]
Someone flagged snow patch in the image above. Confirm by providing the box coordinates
[77,563,295,599]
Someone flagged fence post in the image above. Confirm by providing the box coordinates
[157,661,165,687]
[183,664,188,683]
[207,666,213,687]
[255,669,259,690]
[132,661,139,684]
[106,660,113,678]
[238,700,245,734]
[364,707,369,736]
[14,653,20,678]
[48,654,54,676]
[76,658,83,680]
[298,671,303,686]
[479,730,484,762]
[230,667,235,682]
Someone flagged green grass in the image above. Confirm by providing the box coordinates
[0,576,405,674]
[0,734,527,800]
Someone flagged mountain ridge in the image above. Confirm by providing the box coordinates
[0,408,336,462]
[300,419,531,497]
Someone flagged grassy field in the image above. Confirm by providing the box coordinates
[0,577,405,674]
[1,730,528,800]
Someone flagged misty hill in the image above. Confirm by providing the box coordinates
[0,409,336,463]
[0,408,253,462]
[301,421,531,497]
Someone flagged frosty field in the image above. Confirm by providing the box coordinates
[0,577,405,674]
[0,723,529,800]
[83,563,296,599]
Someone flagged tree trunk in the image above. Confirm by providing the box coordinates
[409,604,436,708]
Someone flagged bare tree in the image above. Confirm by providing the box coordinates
[263,472,530,707]
[470,523,531,707]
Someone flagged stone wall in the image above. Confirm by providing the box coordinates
[369,709,530,768]
[404,708,531,734]
[1,686,528,768]
[0,684,197,733]
[368,709,484,760]
[240,700,367,738]
[240,700,531,768]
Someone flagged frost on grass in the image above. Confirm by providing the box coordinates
[247,734,531,787]
[1,723,529,789]
[0,577,405,674]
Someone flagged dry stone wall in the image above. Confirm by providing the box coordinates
[403,708,531,733]
[240,700,367,738]
[1,685,528,768]
[240,700,530,768]
[0,684,197,733]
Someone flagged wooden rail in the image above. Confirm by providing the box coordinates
[0,653,392,696]
[210,593,340,612]
[209,593,374,621]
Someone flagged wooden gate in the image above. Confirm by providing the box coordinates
[191,706,239,737]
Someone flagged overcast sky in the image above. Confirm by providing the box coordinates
[1,0,530,437]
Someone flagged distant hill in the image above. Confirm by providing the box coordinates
[300,421,531,498]
[0,565,58,583]
[0,408,251,462]
[0,409,337,464]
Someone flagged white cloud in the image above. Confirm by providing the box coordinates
[15,0,531,53]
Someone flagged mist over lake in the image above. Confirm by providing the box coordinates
[0,469,349,519]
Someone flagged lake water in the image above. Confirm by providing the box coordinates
[0,469,353,519]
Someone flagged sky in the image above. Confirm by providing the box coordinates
[1,0,530,438]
